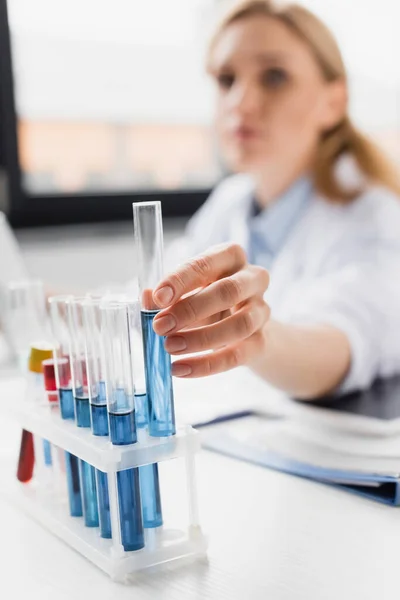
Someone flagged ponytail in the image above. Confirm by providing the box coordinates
[314,117,400,201]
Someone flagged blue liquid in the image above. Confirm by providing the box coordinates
[65,452,83,517]
[43,439,52,466]
[79,460,99,528]
[109,407,143,550]
[89,396,111,537]
[134,393,162,526]
[139,464,163,528]
[141,310,176,437]
[135,393,148,429]
[91,403,109,436]
[117,468,144,551]
[59,388,75,420]
[96,470,112,539]
[109,411,137,445]
[60,389,81,517]
[75,396,91,428]
[98,380,107,403]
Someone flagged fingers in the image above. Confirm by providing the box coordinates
[142,288,155,310]
[153,243,247,308]
[171,331,266,378]
[153,265,269,336]
[165,300,270,354]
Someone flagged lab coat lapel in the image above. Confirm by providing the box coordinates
[266,194,329,306]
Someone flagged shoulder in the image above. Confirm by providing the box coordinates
[316,155,400,240]
[319,185,400,242]
[307,182,400,244]
[350,185,400,239]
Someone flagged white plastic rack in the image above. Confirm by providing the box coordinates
[6,397,207,582]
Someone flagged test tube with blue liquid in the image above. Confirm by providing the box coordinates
[132,201,176,438]
[48,297,75,421]
[48,296,82,518]
[67,298,99,528]
[127,295,148,429]
[127,300,163,528]
[101,301,144,551]
[82,298,111,539]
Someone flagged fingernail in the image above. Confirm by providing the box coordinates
[154,285,174,307]
[172,364,192,377]
[154,314,176,335]
[165,336,187,352]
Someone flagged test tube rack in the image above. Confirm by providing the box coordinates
[5,391,208,582]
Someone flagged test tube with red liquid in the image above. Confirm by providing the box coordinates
[48,296,83,517]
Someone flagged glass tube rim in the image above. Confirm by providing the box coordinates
[132,200,161,210]
[48,294,74,308]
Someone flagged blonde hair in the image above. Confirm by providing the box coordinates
[208,0,400,202]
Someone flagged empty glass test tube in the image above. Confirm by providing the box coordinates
[101,301,144,551]
[132,201,176,438]
[3,279,47,372]
[67,297,99,528]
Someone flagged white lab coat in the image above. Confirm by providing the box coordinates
[166,169,400,395]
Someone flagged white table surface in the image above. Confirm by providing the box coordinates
[1,366,399,600]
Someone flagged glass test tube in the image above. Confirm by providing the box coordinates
[127,296,148,428]
[48,296,83,518]
[82,299,109,435]
[42,357,59,466]
[8,281,50,480]
[101,301,144,551]
[48,296,75,420]
[132,201,176,438]
[3,279,47,371]
[42,358,59,404]
[82,298,111,539]
[6,282,51,478]
[67,298,99,528]
[28,343,54,473]
[42,358,67,490]
[127,300,163,528]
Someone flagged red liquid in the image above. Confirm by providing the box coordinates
[42,358,59,403]
[57,356,71,388]
[17,430,35,483]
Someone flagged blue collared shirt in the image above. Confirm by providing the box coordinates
[247,177,313,268]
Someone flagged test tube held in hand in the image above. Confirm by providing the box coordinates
[132,201,176,438]
[127,300,163,528]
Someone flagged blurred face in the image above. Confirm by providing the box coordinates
[208,15,346,176]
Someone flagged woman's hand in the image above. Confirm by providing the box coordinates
[152,243,270,377]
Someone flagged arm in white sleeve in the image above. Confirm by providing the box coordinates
[285,236,400,395]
